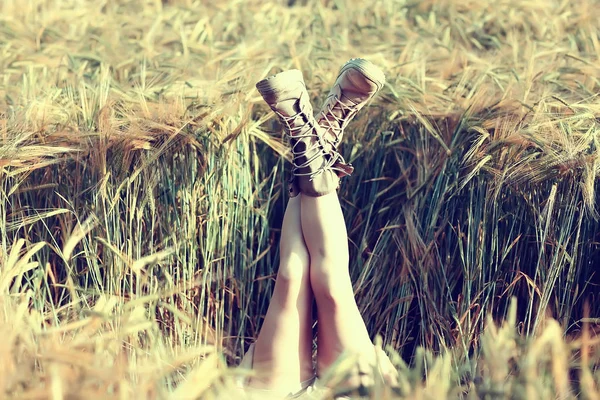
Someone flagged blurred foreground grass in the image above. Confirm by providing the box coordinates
[1,0,600,398]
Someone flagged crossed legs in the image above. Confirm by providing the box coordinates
[248,191,376,392]
[242,59,392,393]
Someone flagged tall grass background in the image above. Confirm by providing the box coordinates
[1,0,600,398]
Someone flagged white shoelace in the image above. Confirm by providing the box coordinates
[275,101,350,181]
[318,94,361,148]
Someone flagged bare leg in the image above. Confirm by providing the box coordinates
[249,195,314,392]
[300,191,374,375]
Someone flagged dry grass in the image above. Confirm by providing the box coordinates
[1,0,600,398]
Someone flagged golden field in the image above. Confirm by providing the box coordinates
[1,0,600,398]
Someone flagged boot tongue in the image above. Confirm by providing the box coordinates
[319,87,354,138]
[273,98,301,118]
[331,92,356,122]
[272,97,315,138]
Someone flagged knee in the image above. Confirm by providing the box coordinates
[309,256,353,302]
[277,248,310,285]
[309,240,350,264]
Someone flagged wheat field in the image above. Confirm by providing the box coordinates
[1,0,600,398]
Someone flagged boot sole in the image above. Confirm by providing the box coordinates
[256,69,305,96]
[337,58,386,92]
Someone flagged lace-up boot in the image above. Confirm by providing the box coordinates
[317,58,385,149]
[256,70,353,197]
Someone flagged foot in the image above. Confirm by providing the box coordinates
[256,70,352,197]
[317,58,386,149]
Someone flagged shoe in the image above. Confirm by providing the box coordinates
[317,58,386,149]
[256,70,353,197]
[235,343,316,398]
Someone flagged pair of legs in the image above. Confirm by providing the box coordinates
[250,191,372,391]
[241,58,393,394]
